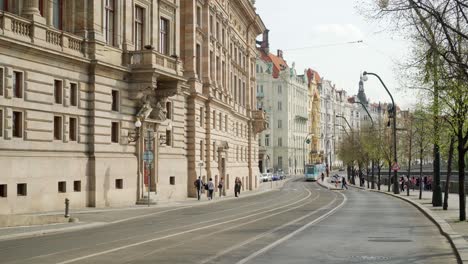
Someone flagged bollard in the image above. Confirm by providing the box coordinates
[64,198,70,218]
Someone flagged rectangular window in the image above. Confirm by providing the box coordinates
[210,15,213,34]
[39,0,44,16]
[216,22,220,39]
[199,107,204,127]
[0,67,3,96]
[115,179,123,189]
[196,6,202,27]
[0,184,6,197]
[70,83,78,106]
[278,85,282,94]
[196,44,201,77]
[219,113,222,131]
[135,6,144,50]
[54,116,62,140]
[265,134,270,146]
[160,18,169,55]
[73,181,81,192]
[170,176,175,185]
[52,0,63,29]
[200,140,204,161]
[166,101,172,120]
[278,137,282,147]
[13,71,23,98]
[166,129,172,146]
[69,117,77,141]
[111,122,119,143]
[12,111,23,138]
[0,109,2,138]
[278,120,282,129]
[278,157,283,169]
[105,0,115,46]
[54,80,63,104]
[278,102,282,111]
[212,110,216,129]
[111,90,119,111]
[225,115,228,131]
[0,0,8,11]
[17,183,27,196]
[58,181,66,193]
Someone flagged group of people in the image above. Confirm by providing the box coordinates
[194,176,243,200]
[400,175,433,191]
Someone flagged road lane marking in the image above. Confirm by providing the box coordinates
[200,192,338,264]
[56,185,315,264]
[126,192,323,263]
[17,183,308,264]
[235,191,347,264]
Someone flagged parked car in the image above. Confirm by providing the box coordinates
[261,173,272,182]
[272,174,280,181]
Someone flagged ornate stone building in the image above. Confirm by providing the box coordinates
[180,0,266,197]
[0,0,265,214]
[306,68,321,164]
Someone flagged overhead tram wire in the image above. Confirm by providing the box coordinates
[283,40,364,52]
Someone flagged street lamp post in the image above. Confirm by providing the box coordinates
[363,71,399,194]
[353,101,374,127]
[128,118,143,201]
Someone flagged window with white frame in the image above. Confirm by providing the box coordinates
[160,17,169,55]
[105,0,115,46]
[135,6,144,50]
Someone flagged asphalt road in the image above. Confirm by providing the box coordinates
[0,179,458,264]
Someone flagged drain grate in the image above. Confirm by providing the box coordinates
[368,239,413,242]
[350,256,390,261]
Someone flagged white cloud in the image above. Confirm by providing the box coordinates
[313,24,364,40]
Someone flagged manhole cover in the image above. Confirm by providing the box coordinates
[351,256,390,261]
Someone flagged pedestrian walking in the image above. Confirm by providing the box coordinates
[218,177,224,197]
[207,178,215,200]
[194,176,204,201]
[234,177,242,197]
[341,176,348,190]
[321,173,325,182]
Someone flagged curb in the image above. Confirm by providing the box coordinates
[356,186,467,263]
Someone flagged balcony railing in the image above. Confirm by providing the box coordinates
[128,50,182,76]
[0,12,85,57]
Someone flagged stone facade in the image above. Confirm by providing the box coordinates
[0,0,265,214]
[177,0,264,197]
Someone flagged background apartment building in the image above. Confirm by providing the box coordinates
[257,49,309,175]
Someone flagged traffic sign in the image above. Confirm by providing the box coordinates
[143,151,154,163]
[392,162,400,171]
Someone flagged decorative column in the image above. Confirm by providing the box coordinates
[22,0,46,24]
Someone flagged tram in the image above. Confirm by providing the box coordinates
[304,164,325,181]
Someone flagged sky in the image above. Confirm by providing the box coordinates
[255,0,416,109]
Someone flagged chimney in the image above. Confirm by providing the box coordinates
[277,49,283,58]
[257,29,270,53]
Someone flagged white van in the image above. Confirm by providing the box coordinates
[261,173,272,182]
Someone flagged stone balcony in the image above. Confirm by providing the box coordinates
[0,12,86,58]
[127,49,183,79]
[252,110,267,134]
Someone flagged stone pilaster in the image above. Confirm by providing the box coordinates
[22,0,46,24]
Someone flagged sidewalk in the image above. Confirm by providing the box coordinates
[351,182,468,263]
[0,177,292,241]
